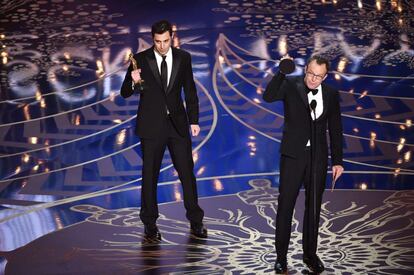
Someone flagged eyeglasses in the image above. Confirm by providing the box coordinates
[306,71,325,81]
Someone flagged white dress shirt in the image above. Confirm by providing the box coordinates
[306,84,323,146]
[154,47,173,87]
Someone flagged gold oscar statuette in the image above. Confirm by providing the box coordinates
[129,53,144,91]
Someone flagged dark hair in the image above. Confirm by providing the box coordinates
[151,20,173,37]
[306,55,330,72]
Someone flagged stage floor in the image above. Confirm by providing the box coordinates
[1,0,413,274]
[2,181,414,274]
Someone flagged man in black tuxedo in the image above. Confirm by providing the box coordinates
[120,20,207,240]
[263,55,344,274]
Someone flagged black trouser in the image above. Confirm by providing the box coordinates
[275,148,327,260]
[139,116,204,226]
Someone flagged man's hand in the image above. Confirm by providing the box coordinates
[332,165,344,182]
[190,124,200,137]
[131,69,142,84]
[331,165,344,191]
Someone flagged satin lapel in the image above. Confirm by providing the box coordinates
[166,48,181,94]
[295,78,309,110]
[145,48,163,90]
[319,84,328,120]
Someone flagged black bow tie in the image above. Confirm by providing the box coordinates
[307,88,318,96]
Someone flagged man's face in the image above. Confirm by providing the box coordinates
[304,60,328,90]
[153,31,172,56]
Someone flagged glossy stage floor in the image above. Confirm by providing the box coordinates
[0,1,413,274]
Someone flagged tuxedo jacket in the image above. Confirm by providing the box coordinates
[120,46,199,138]
[263,73,343,166]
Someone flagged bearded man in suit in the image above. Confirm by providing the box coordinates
[120,20,207,240]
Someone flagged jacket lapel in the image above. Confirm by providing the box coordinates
[295,78,310,110]
[166,48,181,94]
[145,47,163,90]
[318,84,328,121]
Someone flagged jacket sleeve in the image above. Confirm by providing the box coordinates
[262,71,287,102]
[328,89,344,166]
[182,53,199,125]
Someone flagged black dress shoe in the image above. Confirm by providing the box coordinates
[144,224,161,240]
[303,255,324,273]
[190,223,208,238]
[274,258,287,274]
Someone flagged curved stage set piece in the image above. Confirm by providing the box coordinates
[0,1,413,274]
